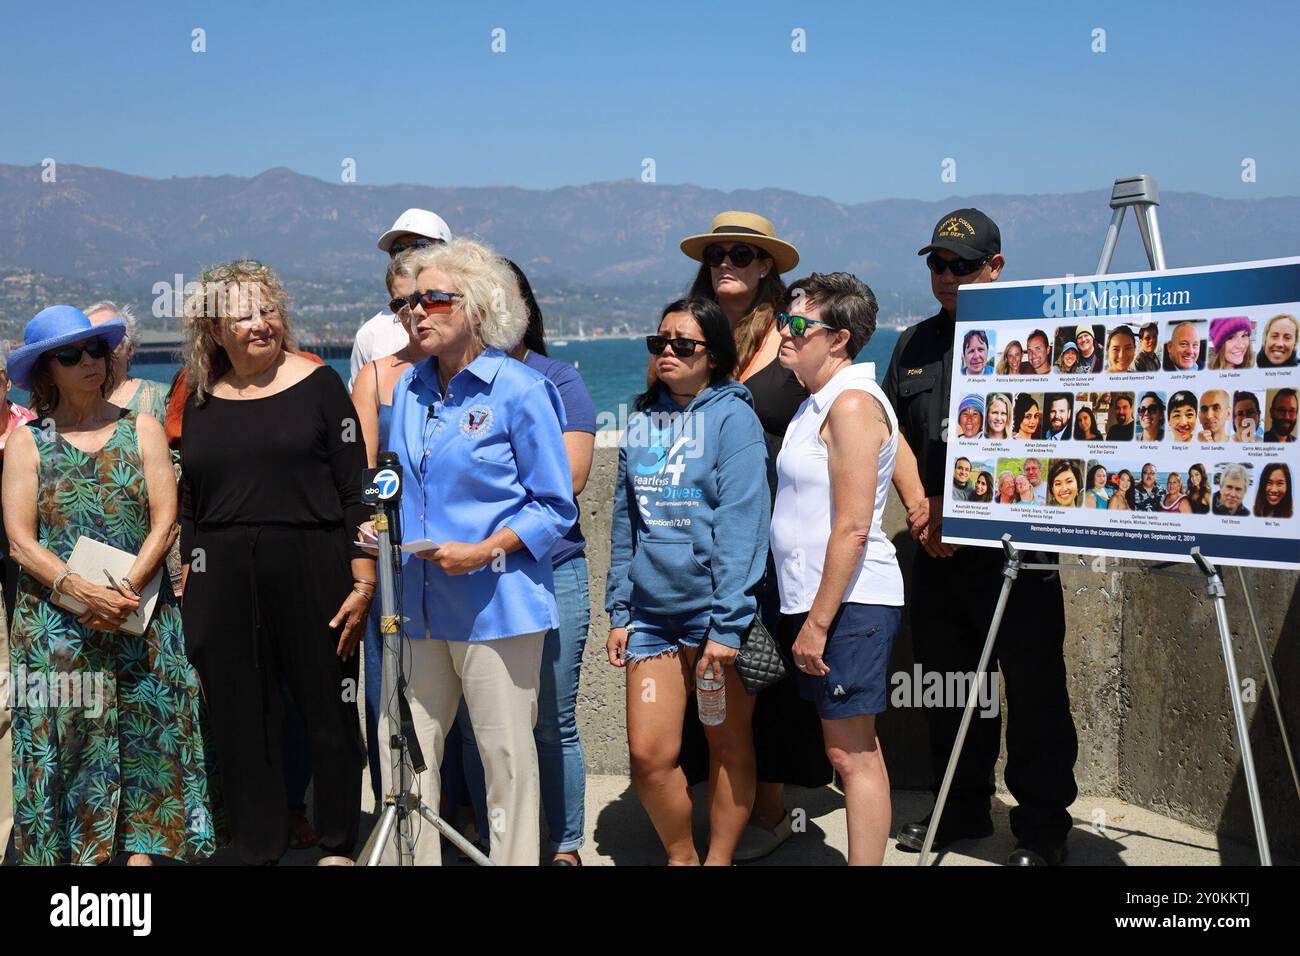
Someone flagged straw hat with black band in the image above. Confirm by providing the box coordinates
[680,211,800,274]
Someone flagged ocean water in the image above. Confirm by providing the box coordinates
[109,327,904,417]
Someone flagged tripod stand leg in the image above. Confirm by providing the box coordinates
[1205,567,1272,865]
[918,552,1019,867]
[361,803,400,866]
[1234,566,1300,803]
[415,803,495,866]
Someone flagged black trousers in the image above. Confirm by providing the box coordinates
[910,547,1078,845]
[184,525,364,864]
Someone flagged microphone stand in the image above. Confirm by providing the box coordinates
[358,456,493,866]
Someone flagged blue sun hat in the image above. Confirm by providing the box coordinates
[7,305,126,389]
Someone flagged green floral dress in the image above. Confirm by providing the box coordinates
[122,379,172,425]
[8,411,221,865]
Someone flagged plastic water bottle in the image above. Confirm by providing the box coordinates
[696,663,726,726]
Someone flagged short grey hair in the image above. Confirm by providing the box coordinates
[1220,463,1249,488]
[85,300,138,352]
[786,272,879,359]
[402,238,527,351]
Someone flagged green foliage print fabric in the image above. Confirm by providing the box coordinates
[8,412,221,865]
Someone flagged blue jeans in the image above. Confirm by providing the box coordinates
[624,609,710,662]
[459,553,590,852]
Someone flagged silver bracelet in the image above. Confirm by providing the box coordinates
[52,568,74,596]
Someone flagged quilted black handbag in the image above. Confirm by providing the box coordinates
[734,614,788,695]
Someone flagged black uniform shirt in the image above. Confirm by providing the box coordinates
[882,309,956,498]
[885,307,1065,568]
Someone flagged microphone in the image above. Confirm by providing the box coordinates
[377,450,402,482]
[362,451,404,544]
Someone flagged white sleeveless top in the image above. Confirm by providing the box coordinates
[770,363,904,613]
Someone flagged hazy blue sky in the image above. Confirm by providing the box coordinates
[2,0,1296,202]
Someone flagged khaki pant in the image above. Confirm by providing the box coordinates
[376,632,543,866]
[0,598,12,855]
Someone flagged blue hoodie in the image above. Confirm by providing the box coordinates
[606,380,770,648]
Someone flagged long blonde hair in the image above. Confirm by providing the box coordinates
[996,339,1024,375]
[181,260,297,403]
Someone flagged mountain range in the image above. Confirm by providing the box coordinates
[1,162,1296,338]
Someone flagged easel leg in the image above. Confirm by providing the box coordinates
[1197,554,1272,865]
[1234,566,1300,803]
[919,537,1019,867]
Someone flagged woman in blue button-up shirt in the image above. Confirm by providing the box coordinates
[381,238,577,866]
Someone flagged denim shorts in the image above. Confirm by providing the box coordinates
[788,603,901,720]
[625,609,711,663]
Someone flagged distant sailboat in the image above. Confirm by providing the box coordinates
[552,340,570,347]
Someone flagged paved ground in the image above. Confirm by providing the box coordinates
[245,774,1283,866]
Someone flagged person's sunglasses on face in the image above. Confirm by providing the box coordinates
[702,243,763,269]
[926,252,990,277]
[392,290,463,314]
[51,339,112,365]
[776,311,835,338]
[388,237,443,256]
[646,334,708,358]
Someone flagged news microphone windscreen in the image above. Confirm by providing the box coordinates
[378,450,401,471]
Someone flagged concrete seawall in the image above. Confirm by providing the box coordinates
[573,445,1299,857]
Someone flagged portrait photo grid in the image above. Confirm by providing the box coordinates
[942,260,1299,568]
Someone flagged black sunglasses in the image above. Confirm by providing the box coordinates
[389,237,443,256]
[702,243,765,269]
[646,335,708,358]
[926,252,990,277]
[51,339,112,366]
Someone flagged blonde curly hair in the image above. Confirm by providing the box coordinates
[181,260,297,403]
[401,238,528,351]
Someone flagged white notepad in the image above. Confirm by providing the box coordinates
[356,537,442,555]
[51,536,163,636]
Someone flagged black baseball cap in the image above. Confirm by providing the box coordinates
[917,207,1001,260]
